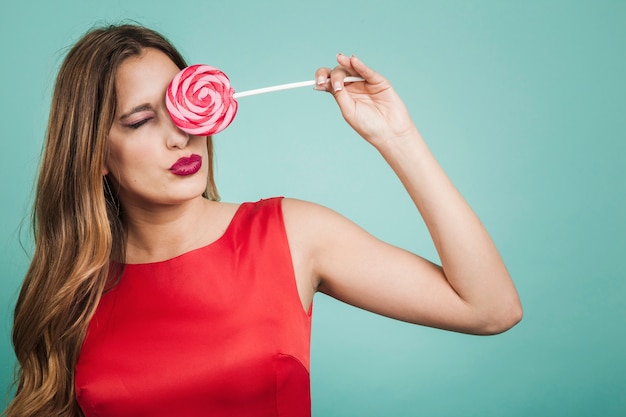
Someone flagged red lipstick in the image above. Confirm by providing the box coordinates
[169,154,202,176]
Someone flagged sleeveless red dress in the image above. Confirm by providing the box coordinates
[75,197,312,417]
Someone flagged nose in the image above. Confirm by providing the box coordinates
[165,119,190,149]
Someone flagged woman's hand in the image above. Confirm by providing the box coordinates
[315,54,418,149]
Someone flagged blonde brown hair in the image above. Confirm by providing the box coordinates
[4,24,218,417]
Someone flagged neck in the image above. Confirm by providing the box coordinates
[121,196,213,264]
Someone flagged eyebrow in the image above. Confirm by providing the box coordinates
[119,104,154,120]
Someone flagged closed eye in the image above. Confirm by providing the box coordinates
[126,117,153,129]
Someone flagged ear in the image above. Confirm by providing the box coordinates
[102,136,110,176]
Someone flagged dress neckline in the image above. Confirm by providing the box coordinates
[123,202,246,267]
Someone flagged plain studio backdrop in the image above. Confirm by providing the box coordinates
[0,1,624,416]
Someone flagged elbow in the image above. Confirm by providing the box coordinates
[475,298,523,336]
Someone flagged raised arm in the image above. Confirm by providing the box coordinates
[284,54,522,335]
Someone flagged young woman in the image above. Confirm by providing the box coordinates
[5,24,521,417]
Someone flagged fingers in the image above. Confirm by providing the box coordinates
[314,65,347,93]
[314,67,332,91]
[328,53,355,93]
[314,53,384,94]
[344,54,383,85]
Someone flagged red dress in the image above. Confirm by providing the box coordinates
[75,198,312,417]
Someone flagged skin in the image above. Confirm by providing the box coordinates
[107,48,522,336]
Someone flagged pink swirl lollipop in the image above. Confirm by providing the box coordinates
[166,64,238,136]
[167,64,364,136]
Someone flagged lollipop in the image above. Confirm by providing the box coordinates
[166,64,364,136]
[166,65,237,136]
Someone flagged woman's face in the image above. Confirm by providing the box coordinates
[105,48,209,210]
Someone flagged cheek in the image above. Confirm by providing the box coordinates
[105,144,141,181]
[106,134,153,171]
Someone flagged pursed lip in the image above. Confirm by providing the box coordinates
[169,154,202,176]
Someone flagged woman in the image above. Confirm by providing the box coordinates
[5,24,521,417]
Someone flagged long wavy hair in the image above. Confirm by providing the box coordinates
[4,24,218,417]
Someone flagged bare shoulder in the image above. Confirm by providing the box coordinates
[280,197,387,281]
[280,198,325,254]
[281,197,358,240]
[281,197,330,221]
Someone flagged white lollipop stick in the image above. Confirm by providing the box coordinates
[233,76,364,98]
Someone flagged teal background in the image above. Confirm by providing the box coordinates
[1,0,625,415]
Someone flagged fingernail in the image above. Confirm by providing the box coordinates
[317,75,326,85]
[333,81,343,92]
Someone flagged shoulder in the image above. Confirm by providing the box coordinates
[229,197,367,254]
[281,198,345,232]
[280,197,370,255]
[236,197,341,225]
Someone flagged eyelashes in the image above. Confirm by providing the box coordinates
[126,117,153,130]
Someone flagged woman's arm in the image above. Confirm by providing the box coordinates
[284,54,522,335]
